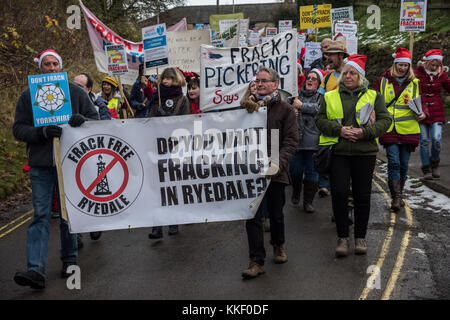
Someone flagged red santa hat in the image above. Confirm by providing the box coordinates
[392,48,411,64]
[345,54,367,76]
[423,49,443,61]
[310,68,327,82]
[34,49,62,69]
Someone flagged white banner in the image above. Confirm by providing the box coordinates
[59,110,270,233]
[200,30,298,112]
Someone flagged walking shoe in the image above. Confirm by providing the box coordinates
[168,225,179,236]
[77,234,84,249]
[355,238,368,255]
[273,245,288,264]
[303,202,315,213]
[148,228,163,239]
[242,260,265,279]
[318,188,330,198]
[421,165,433,180]
[335,238,349,257]
[14,270,45,289]
[90,231,102,240]
[61,262,77,278]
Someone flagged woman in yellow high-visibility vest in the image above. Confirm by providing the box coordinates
[315,55,392,258]
[377,48,427,212]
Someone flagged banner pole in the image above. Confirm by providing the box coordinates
[157,68,161,107]
[116,75,133,118]
[54,137,68,221]
[409,32,414,60]
[315,27,318,42]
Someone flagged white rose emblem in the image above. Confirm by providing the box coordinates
[34,83,67,115]
[165,99,174,108]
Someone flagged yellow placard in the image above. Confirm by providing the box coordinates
[300,4,332,29]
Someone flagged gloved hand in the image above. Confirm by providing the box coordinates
[137,103,146,111]
[242,98,259,113]
[41,125,62,139]
[69,114,86,127]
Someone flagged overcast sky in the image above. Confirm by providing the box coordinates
[187,0,282,5]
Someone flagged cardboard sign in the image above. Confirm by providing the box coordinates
[304,42,322,68]
[210,12,244,32]
[266,27,278,37]
[279,20,293,33]
[300,4,332,29]
[399,0,427,32]
[106,44,128,75]
[28,72,72,127]
[142,23,169,69]
[200,30,298,112]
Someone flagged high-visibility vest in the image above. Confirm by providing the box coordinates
[107,97,120,119]
[380,77,420,135]
[319,89,378,146]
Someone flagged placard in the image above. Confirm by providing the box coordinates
[142,23,169,69]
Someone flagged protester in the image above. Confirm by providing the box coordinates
[240,77,270,231]
[297,59,306,90]
[414,49,450,179]
[12,49,99,289]
[186,76,201,114]
[288,69,326,213]
[99,76,130,119]
[377,48,427,211]
[148,67,189,239]
[73,73,112,243]
[130,64,154,118]
[317,40,349,198]
[73,73,111,120]
[315,55,392,257]
[310,38,332,70]
[241,67,298,279]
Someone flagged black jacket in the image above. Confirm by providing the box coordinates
[13,82,99,167]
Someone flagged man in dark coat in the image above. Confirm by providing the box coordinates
[241,67,298,279]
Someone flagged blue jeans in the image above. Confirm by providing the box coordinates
[386,144,411,181]
[319,175,329,189]
[289,150,319,182]
[27,167,77,276]
[419,122,443,165]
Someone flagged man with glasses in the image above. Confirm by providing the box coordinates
[241,67,298,279]
[73,73,111,121]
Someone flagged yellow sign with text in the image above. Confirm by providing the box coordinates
[300,4,332,29]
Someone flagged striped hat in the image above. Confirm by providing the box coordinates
[102,76,118,88]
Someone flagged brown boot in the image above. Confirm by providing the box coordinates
[355,238,368,255]
[335,237,349,257]
[242,260,265,279]
[430,158,440,178]
[388,180,402,212]
[421,165,433,180]
[303,180,318,213]
[273,245,288,264]
[400,179,407,207]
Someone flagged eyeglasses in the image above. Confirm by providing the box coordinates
[306,77,319,81]
[255,79,273,84]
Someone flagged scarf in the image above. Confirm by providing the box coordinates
[155,84,183,116]
[254,90,280,106]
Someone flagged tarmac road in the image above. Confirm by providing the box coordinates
[0,160,445,301]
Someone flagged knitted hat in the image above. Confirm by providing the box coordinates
[309,68,327,82]
[102,76,118,88]
[34,49,62,69]
[392,48,411,64]
[345,54,367,76]
[423,49,443,61]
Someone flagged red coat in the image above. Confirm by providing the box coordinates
[414,65,450,124]
[376,69,424,147]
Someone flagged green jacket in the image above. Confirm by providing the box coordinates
[314,80,392,156]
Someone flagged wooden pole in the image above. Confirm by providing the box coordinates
[54,137,68,221]
[315,27,318,42]
[116,76,134,118]
[157,68,161,107]
[409,32,414,60]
